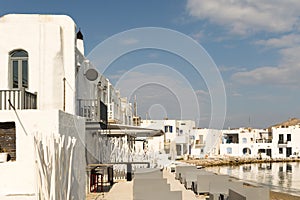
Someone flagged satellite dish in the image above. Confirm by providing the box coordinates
[85,68,98,81]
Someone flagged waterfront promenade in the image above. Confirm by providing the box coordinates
[86,169,206,200]
[86,164,300,200]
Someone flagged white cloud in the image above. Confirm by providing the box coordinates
[107,70,127,81]
[195,89,210,103]
[120,38,139,45]
[232,63,300,86]
[219,65,247,72]
[232,34,300,86]
[186,0,300,35]
[231,91,242,97]
[256,34,300,49]
[190,31,204,42]
[195,89,209,96]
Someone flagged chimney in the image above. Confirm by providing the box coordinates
[76,29,84,55]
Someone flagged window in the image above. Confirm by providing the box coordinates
[0,122,16,161]
[287,134,291,142]
[164,126,168,133]
[226,147,232,154]
[164,125,173,133]
[279,134,284,144]
[10,50,28,88]
[243,148,251,155]
[279,148,283,154]
[242,138,247,144]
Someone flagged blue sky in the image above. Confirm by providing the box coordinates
[1,0,300,128]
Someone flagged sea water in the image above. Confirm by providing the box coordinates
[206,162,300,196]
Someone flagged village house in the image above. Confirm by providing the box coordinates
[0,13,141,199]
[190,128,222,158]
[141,119,196,159]
[270,118,300,158]
[220,128,271,158]
[219,118,300,159]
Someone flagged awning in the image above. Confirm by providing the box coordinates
[86,121,164,138]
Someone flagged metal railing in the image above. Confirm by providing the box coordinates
[77,99,108,125]
[278,140,287,144]
[77,99,99,121]
[0,89,37,110]
[256,139,272,143]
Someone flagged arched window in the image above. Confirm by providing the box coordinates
[9,50,28,88]
[243,148,251,155]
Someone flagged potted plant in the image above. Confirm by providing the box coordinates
[0,145,8,162]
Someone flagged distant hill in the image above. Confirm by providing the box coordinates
[270,118,300,128]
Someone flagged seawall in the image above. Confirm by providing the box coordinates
[182,157,300,167]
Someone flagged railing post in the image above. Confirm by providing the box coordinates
[97,97,101,122]
[126,163,132,181]
[78,99,82,117]
[33,92,38,109]
[63,78,66,112]
[20,87,25,109]
[0,90,2,110]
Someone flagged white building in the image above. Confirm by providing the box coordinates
[190,128,222,158]
[120,97,133,126]
[141,119,196,159]
[220,128,270,158]
[107,82,121,124]
[0,14,89,199]
[0,14,170,200]
[271,122,300,158]
[220,118,300,159]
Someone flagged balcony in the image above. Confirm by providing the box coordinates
[77,99,107,128]
[278,140,287,147]
[256,138,272,143]
[194,139,205,148]
[278,140,287,144]
[0,89,37,110]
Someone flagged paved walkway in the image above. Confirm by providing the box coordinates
[86,181,132,200]
[86,169,206,200]
[163,169,205,200]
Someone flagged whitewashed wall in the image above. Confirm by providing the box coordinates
[0,14,76,114]
[0,110,85,199]
[272,126,300,158]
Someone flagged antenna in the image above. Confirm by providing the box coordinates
[134,95,137,117]
[248,116,251,128]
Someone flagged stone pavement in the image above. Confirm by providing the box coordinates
[86,169,206,200]
[163,169,206,200]
[86,181,132,200]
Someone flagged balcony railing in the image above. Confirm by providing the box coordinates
[77,99,107,126]
[278,140,288,148]
[78,99,99,121]
[256,139,272,143]
[0,89,37,110]
[278,140,287,144]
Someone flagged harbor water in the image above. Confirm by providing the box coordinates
[206,162,300,196]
